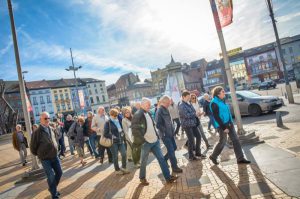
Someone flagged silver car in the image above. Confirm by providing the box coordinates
[225,90,283,116]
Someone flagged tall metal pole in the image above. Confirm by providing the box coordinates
[209,0,245,134]
[7,0,39,170]
[266,0,294,104]
[69,48,80,115]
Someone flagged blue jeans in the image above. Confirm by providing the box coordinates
[41,156,63,198]
[58,136,66,157]
[89,133,99,157]
[84,139,93,156]
[140,140,171,180]
[68,137,75,155]
[162,137,178,169]
[173,118,181,135]
[110,142,127,171]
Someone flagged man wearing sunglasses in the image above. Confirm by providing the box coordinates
[30,112,62,199]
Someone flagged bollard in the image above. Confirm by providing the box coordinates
[276,111,283,127]
[284,92,287,99]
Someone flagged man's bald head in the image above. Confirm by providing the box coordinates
[40,112,50,127]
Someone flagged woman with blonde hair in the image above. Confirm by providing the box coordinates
[190,93,213,149]
[122,106,133,162]
[104,108,129,175]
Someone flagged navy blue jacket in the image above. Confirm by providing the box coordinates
[104,119,124,144]
[155,106,175,138]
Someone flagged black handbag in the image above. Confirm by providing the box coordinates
[195,116,200,127]
[23,136,29,148]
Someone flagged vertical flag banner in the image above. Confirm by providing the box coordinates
[216,0,233,28]
[78,90,85,109]
[25,93,32,112]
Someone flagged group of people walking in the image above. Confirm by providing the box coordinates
[12,86,251,199]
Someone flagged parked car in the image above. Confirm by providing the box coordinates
[225,90,283,116]
[248,82,260,90]
[236,83,249,91]
[258,80,276,90]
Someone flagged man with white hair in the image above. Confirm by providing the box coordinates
[132,101,141,115]
[203,93,215,132]
[132,98,178,185]
[92,106,112,164]
[156,95,183,173]
[30,112,62,199]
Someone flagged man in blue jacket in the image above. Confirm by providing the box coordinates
[156,95,183,173]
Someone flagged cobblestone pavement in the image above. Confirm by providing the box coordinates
[0,130,299,199]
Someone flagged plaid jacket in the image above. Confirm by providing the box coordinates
[178,101,197,129]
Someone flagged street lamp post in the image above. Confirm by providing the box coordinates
[7,0,39,170]
[22,71,28,80]
[65,48,82,115]
[266,0,294,104]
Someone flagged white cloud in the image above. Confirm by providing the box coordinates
[277,12,300,23]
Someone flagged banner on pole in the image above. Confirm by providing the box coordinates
[216,0,233,28]
[78,90,85,109]
[211,0,233,30]
[25,93,32,112]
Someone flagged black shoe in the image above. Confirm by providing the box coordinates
[237,159,251,164]
[140,178,149,186]
[99,158,104,164]
[206,144,213,149]
[22,163,26,166]
[172,167,183,173]
[189,156,199,161]
[195,153,207,159]
[209,155,219,165]
[166,175,178,183]
[56,191,61,196]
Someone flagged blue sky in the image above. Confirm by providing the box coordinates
[0,0,300,84]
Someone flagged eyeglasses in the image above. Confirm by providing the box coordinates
[44,118,51,120]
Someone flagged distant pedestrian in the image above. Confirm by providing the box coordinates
[30,112,62,199]
[69,116,87,166]
[178,91,206,161]
[84,111,99,158]
[209,86,251,165]
[132,98,178,185]
[203,93,216,132]
[92,106,112,164]
[53,118,66,159]
[156,95,183,173]
[104,109,129,175]
[168,98,181,136]
[190,93,213,149]
[64,115,75,155]
[12,124,28,166]
[132,102,141,115]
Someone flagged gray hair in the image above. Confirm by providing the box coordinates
[141,97,151,105]
[160,95,171,103]
[97,106,105,112]
[40,112,50,119]
[203,93,209,99]
[66,114,73,120]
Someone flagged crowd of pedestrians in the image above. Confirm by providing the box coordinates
[12,86,251,199]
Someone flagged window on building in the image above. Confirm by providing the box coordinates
[291,56,295,63]
[94,84,97,87]
[56,105,60,112]
[54,90,57,93]
[89,90,92,95]
[64,89,68,92]
[35,107,39,115]
[62,104,66,111]
[47,95,51,103]
[65,93,69,100]
[54,94,58,101]
[90,97,94,104]
[95,89,98,94]
[96,96,100,103]
[59,90,62,93]
[100,88,103,92]
[100,84,102,87]
[102,95,106,102]
[33,97,37,105]
[40,96,45,104]
[289,47,293,54]
[41,106,46,112]
[60,94,64,100]
[282,49,286,55]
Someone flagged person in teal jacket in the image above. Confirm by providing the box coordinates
[209,86,251,165]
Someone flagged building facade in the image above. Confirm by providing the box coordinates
[84,78,109,114]
[203,59,227,91]
[229,53,248,84]
[182,59,207,92]
[244,43,283,83]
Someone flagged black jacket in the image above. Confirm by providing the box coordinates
[64,120,74,133]
[30,125,58,160]
[155,106,175,138]
[104,119,124,144]
[131,109,159,146]
[203,100,212,115]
